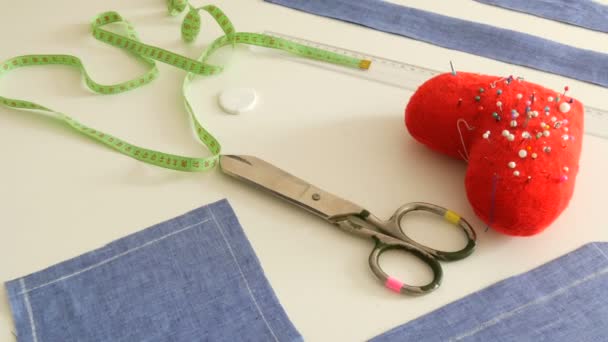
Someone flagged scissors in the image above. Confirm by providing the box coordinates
[219,155,477,295]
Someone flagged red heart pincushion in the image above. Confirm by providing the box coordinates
[406,72,583,236]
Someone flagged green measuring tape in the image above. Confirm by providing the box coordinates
[0,1,369,172]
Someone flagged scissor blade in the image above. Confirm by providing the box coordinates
[219,155,364,221]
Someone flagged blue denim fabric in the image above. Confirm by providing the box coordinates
[264,0,608,87]
[5,199,302,342]
[475,0,608,33]
[371,242,608,342]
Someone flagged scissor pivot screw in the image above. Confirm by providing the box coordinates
[312,193,321,201]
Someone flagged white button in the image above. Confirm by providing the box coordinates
[218,88,258,115]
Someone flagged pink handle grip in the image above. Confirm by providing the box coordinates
[385,276,404,293]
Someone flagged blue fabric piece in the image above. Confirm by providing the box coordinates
[371,242,608,341]
[5,199,301,342]
[264,0,608,87]
[474,0,608,33]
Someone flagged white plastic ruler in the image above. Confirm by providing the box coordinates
[254,31,607,139]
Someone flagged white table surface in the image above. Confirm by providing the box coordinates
[1,0,608,341]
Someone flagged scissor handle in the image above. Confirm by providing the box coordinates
[368,237,443,295]
[366,202,477,261]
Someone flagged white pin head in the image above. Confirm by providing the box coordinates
[559,102,571,113]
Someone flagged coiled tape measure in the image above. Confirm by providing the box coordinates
[0,6,370,173]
